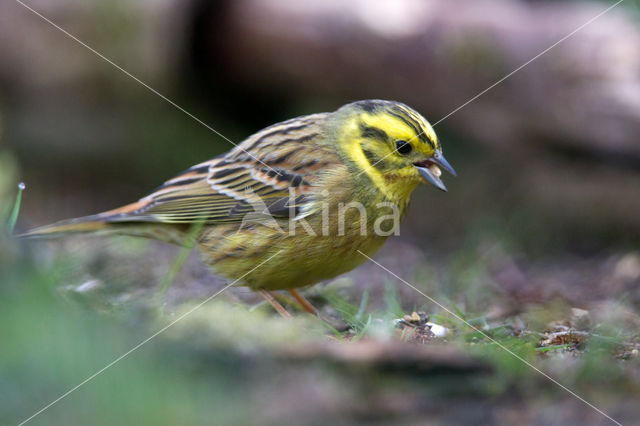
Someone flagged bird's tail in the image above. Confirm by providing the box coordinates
[18,216,111,239]
[18,200,190,245]
[17,200,151,239]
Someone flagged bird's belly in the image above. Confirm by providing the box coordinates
[199,226,388,290]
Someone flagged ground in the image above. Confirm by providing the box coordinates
[2,232,638,425]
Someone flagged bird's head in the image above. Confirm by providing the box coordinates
[333,100,456,199]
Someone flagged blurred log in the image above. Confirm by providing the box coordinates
[213,0,640,164]
[0,0,190,97]
[3,0,639,164]
[0,0,206,224]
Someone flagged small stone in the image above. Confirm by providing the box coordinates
[73,279,102,293]
[426,322,449,337]
[613,253,640,282]
[570,308,591,330]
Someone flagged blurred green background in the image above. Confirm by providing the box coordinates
[1,0,640,424]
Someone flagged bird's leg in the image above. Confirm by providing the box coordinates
[288,289,318,316]
[258,290,292,318]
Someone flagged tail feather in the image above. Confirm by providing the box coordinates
[18,199,150,239]
[18,199,192,245]
[18,215,111,239]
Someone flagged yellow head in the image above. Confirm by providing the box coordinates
[332,100,456,201]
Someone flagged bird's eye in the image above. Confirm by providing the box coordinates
[396,140,412,155]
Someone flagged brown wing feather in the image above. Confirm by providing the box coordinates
[101,112,339,225]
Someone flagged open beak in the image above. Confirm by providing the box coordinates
[414,152,456,192]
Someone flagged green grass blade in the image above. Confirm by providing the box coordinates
[536,344,572,353]
[154,219,206,307]
[7,182,25,234]
[354,289,369,322]
[383,284,404,317]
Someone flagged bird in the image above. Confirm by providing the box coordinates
[21,100,456,316]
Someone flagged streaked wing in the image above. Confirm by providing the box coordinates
[103,113,338,225]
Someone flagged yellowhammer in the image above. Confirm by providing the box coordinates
[22,100,455,316]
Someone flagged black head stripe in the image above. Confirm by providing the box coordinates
[359,122,389,142]
[361,148,391,171]
[389,106,435,150]
[356,100,387,113]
